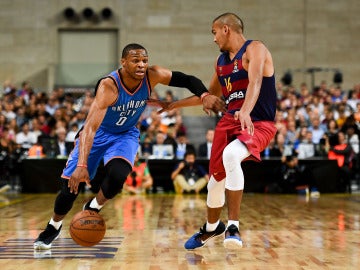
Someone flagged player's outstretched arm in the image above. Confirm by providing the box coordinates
[147,65,225,114]
[147,95,202,114]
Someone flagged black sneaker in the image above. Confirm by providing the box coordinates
[83,198,100,213]
[223,224,243,249]
[184,221,226,250]
[33,223,62,250]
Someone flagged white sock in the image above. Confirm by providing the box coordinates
[89,197,104,210]
[49,218,62,230]
[206,220,220,232]
[227,220,239,229]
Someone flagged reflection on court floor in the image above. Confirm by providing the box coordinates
[0,237,123,259]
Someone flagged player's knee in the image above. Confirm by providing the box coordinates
[101,178,123,199]
[223,146,237,171]
[54,178,79,215]
[206,176,225,208]
[223,141,247,191]
[223,140,250,166]
[101,159,132,199]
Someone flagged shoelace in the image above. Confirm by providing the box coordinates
[195,225,208,240]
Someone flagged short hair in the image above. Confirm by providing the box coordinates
[21,122,29,128]
[122,43,147,58]
[213,12,244,33]
[184,150,196,158]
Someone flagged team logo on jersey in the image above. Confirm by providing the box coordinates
[232,59,239,73]
[217,66,223,76]
[224,77,232,92]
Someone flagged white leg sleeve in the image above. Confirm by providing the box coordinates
[223,140,250,191]
[206,175,226,208]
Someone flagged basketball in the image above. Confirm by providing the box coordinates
[69,210,106,247]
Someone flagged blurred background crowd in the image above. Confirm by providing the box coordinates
[1,78,360,194]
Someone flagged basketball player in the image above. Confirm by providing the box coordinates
[33,43,225,250]
[151,13,277,250]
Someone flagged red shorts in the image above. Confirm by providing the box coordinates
[209,113,277,181]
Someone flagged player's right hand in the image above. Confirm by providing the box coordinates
[234,110,254,136]
[68,167,91,194]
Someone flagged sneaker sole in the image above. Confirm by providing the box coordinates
[223,238,243,249]
[33,232,61,250]
[33,250,52,258]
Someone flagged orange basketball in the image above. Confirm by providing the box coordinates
[69,210,106,247]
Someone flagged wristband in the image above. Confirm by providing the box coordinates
[77,164,88,168]
[201,92,210,102]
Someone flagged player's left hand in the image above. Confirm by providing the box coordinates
[234,110,254,136]
[202,95,226,115]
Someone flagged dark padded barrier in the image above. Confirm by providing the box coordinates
[20,157,339,193]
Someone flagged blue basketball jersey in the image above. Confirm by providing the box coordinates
[61,69,151,180]
[99,69,151,134]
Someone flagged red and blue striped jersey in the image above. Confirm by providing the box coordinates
[216,40,276,121]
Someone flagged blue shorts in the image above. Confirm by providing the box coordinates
[61,127,140,180]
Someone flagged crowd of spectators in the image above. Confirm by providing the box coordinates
[1,78,360,193]
[1,81,92,159]
[268,81,360,192]
[0,80,94,192]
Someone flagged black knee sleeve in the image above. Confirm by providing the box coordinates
[101,159,132,199]
[54,178,84,215]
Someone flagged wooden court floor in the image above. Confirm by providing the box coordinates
[0,192,359,270]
